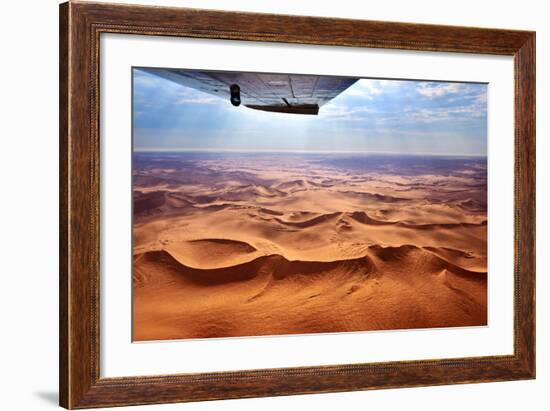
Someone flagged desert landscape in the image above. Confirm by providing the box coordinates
[132,151,488,341]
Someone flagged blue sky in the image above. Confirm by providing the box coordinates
[133,69,487,156]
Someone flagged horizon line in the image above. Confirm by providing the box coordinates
[133,148,487,157]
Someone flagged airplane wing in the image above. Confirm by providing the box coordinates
[138,68,358,115]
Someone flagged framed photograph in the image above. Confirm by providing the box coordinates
[59,1,535,409]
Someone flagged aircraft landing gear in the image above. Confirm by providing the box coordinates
[230,84,241,106]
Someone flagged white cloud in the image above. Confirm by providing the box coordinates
[345,79,400,98]
[416,83,462,98]
[475,92,488,104]
[320,104,376,119]
[404,103,486,124]
[133,71,161,88]
[174,95,223,105]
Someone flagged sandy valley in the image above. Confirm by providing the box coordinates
[132,152,488,341]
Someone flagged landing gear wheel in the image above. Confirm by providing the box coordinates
[230,84,241,107]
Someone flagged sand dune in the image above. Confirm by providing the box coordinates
[134,190,194,217]
[348,211,395,225]
[133,244,486,341]
[339,190,410,203]
[133,152,488,341]
[274,211,342,228]
[165,238,259,269]
[276,179,308,191]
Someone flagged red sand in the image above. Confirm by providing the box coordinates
[132,154,487,341]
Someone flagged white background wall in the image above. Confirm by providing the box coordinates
[0,0,547,410]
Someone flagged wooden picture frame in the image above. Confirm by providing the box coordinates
[59,1,535,408]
